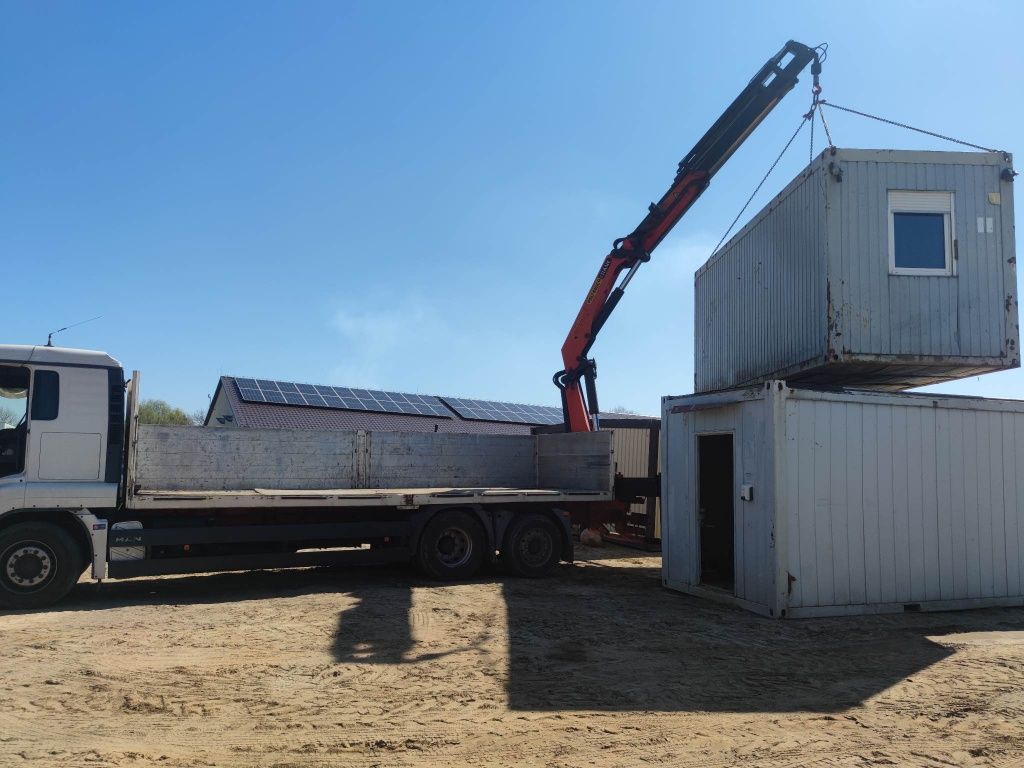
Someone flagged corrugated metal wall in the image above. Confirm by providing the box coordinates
[783,392,1024,611]
[663,386,1024,617]
[694,149,1019,392]
[694,164,826,392]
[612,427,661,541]
[832,151,1016,360]
[661,392,776,608]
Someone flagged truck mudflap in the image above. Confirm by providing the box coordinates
[552,507,575,563]
[73,511,109,580]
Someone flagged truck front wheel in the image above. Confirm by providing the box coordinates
[0,523,83,610]
[504,513,561,578]
[417,510,486,581]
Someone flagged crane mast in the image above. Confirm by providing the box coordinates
[555,40,823,432]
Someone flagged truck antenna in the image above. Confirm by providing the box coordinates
[45,315,102,347]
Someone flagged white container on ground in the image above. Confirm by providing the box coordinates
[661,383,1024,618]
[694,148,1019,392]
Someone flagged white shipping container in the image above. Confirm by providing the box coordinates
[661,384,1024,618]
[694,148,1019,392]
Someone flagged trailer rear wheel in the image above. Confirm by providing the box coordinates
[0,522,83,610]
[417,510,486,581]
[504,513,561,578]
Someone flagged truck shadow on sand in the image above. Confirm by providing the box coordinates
[37,555,1024,714]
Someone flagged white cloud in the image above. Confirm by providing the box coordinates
[333,302,438,351]
[330,298,447,389]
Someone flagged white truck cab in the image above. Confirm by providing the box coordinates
[0,345,124,607]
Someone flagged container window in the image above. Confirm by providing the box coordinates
[888,191,954,276]
[31,370,60,421]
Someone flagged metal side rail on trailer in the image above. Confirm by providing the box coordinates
[128,486,613,509]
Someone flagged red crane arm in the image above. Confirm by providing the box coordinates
[555,40,823,432]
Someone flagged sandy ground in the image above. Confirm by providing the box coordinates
[2,547,1024,768]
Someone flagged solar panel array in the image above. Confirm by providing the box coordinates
[440,397,564,425]
[233,378,453,418]
[232,377,565,425]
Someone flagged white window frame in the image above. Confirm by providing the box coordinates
[888,190,955,276]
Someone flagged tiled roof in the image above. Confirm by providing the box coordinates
[216,376,536,435]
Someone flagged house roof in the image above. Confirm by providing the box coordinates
[209,376,659,434]
[211,376,536,435]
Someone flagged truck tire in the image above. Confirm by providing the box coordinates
[0,522,83,610]
[504,513,561,578]
[417,510,486,581]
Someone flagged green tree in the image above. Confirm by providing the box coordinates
[137,399,195,426]
[0,406,21,427]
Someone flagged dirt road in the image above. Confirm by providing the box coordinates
[2,547,1023,767]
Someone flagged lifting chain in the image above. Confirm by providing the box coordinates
[819,100,1001,155]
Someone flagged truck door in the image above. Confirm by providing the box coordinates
[22,365,118,511]
[0,365,29,514]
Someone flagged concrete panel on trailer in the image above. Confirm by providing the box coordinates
[365,431,535,489]
[536,432,614,492]
[135,425,357,491]
[133,425,615,500]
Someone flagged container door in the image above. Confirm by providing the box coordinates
[697,434,734,592]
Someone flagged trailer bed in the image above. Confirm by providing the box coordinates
[127,425,615,511]
[130,485,613,509]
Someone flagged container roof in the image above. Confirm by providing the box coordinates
[665,381,1024,415]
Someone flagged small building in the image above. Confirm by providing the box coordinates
[662,383,1024,618]
[205,375,563,435]
[695,148,1019,393]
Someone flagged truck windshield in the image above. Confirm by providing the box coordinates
[0,366,29,478]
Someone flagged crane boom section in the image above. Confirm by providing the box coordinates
[556,40,821,432]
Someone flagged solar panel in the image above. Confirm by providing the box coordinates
[440,397,563,425]
[234,378,452,418]
[233,376,565,424]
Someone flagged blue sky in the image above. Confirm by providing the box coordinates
[2,1,1021,414]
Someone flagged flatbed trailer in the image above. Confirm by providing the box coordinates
[0,345,624,609]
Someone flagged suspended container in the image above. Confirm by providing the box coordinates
[661,383,1024,618]
[695,148,1019,392]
